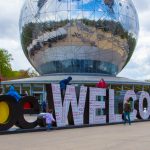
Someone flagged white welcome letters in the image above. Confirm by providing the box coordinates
[89,87,106,124]
[51,84,150,127]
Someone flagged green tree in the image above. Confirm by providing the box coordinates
[11,68,38,79]
[0,48,13,79]
[0,48,38,81]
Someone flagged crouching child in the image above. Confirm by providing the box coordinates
[43,109,55,130]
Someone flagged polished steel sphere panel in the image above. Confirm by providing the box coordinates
[19,0,139,75]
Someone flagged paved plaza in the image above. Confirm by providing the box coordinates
[1,122,150,150]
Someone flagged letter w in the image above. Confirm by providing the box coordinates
[51,84,87,127]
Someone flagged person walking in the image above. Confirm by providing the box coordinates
[123,99,131,125]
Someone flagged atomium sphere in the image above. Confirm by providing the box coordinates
[19,0,139,76]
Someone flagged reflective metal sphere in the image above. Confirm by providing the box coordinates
[19,0,139,76]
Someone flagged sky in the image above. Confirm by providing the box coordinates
[0,0,150,80]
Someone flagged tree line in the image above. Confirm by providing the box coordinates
[0,48,38,81]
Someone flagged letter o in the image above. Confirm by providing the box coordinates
[138,91,150,120]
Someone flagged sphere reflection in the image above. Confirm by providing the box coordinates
[19,0,139,75]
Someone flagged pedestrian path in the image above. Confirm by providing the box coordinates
[0,122,150,150]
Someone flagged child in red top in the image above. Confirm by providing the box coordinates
[96,78,108,88]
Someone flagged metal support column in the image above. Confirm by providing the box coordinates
[30,84,33,96]
[132,85,135,91]
[19,84,23,94]
[109,84,111,89]
[2,85,5,94]
[43,84,47,102]
[142,85,144,91]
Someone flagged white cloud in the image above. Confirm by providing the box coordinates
[118,30,150,80]
[118,0,150,80]
[0,0,32,70]
[0,37,32,70]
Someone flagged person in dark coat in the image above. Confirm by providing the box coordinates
[6,85,21,101]
[42,101,47,113]
[59,76,72,95]
[123,99,131,125]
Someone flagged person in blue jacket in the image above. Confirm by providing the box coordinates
[59,76,72,95]
[42,101,47,112]
[6,85,21,101]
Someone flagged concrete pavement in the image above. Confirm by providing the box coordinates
[1,122,150,150]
